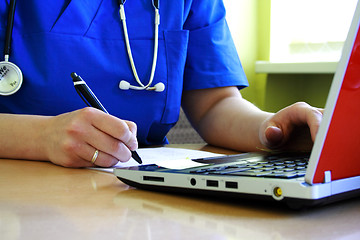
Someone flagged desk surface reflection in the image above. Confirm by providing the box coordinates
[1,145,359,240]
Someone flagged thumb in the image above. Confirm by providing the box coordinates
[262,125,285,149]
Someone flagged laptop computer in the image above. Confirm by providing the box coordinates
[114,2,360,209]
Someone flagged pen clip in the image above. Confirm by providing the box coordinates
[71,72,91,107]
[71,72,109,113]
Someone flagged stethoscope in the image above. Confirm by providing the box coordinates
[0,0,164,96]
[118,0,165,92]
[0,0,23,96]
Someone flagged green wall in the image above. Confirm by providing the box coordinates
[230,0,271,110]
[264,74,332,112]
[232,0,331,112]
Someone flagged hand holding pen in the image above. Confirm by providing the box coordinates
[71,72,142,165]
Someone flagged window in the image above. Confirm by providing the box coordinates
[270,0,357,62]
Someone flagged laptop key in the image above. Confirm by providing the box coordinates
[250,165,264,169]
[227,171,259,177]
[228,164,251,168]
[283,168,295,172]
[207,166,227,171]
[296,171,306,177]
[254,171,272,176]
[264,173,286,178]
[275,165,285,169]
[211,167,252,175]
[247,169,264,173]
[258,167,276,171]
[189,169,208,174]
[279,173,299,179]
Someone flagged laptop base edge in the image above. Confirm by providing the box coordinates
[118,177,360,210]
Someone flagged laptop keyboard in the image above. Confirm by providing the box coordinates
[189,154,309,179]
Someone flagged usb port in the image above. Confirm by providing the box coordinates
[206,180,219,187]
[225,181,238,189]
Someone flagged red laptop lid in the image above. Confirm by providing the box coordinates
[310,7,360,184]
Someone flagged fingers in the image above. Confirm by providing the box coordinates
[50,107,139,168]
[260,102,323,150]
[124,120,138,150]
[57,137,121,168]
[264,126,284,149]
[285,102,323,142]
[307,107,323,141]
[78,145,121,167]
[89,109,138,151]
[83,108,138,165]
[83,122,132,162]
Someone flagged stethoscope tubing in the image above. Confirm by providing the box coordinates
[119,2,161,91]
[4,0,16,61]
[119,4,159,90]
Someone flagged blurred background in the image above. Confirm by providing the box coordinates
[167,0,357,144]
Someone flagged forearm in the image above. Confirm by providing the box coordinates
[196,96,272,151]
[0,114,50,160]
[182,87,273,152]
[1,108,140,167]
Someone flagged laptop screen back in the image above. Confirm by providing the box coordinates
[308,2,360,184]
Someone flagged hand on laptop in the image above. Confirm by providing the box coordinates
[182,87,324,153]
[259,102,323,152]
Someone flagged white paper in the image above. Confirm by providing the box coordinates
[91,147,223,172]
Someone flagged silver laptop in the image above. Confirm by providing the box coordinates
[114,1,360,208]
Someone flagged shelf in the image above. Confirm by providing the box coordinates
[255,61,338,74]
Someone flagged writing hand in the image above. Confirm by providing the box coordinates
[44,107,138,167]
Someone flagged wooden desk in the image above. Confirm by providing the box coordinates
[1,144,360,239]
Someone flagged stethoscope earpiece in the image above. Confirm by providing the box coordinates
[119,80,131,90]
[119,80,165,92]
[153,82,165,92]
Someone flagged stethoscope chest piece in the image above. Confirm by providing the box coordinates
[1,0,22,96]
[0,60,23,96]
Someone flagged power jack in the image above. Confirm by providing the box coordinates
[274,187,282,197]
[272,186,284,200]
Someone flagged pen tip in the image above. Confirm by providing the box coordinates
[132,151,142,164]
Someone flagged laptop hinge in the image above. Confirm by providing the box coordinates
[324,171,332,183]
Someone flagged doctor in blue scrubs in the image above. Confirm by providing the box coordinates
[0,0,323,167]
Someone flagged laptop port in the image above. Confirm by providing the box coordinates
[273,187,282,197]
[272,186,284,200]
[143,176,164,182]
[206,180,219,187]
[225,181,238,189]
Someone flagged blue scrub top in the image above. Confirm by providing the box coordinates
[0,0,248,145]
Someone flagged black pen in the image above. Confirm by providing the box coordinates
[71,72,142,164]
